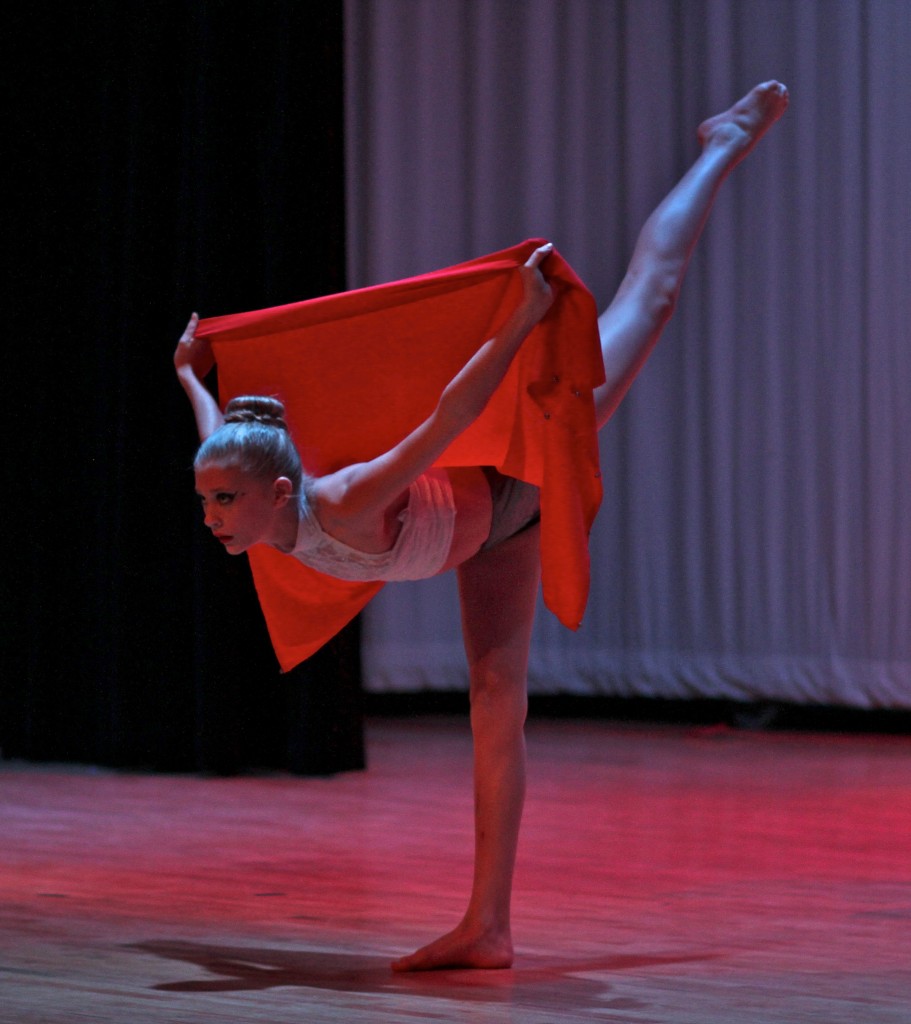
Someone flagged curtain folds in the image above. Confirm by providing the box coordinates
[345,0,911,707]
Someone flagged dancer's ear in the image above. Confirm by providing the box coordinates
[273,477,294,507]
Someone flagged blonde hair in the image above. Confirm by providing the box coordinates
[194,396,303,490]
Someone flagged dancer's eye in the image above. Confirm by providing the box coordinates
[215,492,237,506]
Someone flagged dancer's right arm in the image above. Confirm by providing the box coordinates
[174,312,225,441]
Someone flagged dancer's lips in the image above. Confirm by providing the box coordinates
[214,534,234,545]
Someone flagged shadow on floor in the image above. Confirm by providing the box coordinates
[128,939,720,1010]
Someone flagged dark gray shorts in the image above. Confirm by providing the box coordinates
[480,467,541,551]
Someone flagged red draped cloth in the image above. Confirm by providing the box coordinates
[196,241,604,672]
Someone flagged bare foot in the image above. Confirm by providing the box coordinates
[697,80,789,165]
[391,922,514,972]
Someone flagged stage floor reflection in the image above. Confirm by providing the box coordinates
[2,716,909,1023]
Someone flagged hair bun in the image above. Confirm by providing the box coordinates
[223,395,289,431]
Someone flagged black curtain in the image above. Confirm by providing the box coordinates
[4,2,364,774]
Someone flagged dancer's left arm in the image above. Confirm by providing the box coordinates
[317,243,554,518]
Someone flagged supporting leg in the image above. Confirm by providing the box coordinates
[391,523,541,971]
[390,81,789,974]
[594,80,789,428]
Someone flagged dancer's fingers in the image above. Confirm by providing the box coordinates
[523,242,554,269]
[179,312,199,344]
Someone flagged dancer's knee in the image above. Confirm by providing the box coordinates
[631,264,680,326]
[469,663,528,727]
[601,266,678,343]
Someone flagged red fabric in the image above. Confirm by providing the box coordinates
[196,240,604,672]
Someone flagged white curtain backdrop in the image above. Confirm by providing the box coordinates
[344,0,911,707]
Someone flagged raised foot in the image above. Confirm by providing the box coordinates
[391,924,514,972]
[697,80,789,162]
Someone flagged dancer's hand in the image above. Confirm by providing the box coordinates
[519,242,555,323]
[173,312,213,378]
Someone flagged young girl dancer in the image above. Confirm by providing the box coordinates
[175,82,788,971]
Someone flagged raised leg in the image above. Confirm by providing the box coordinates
[391,523,541,971]
[594,80,789,428]
[389,81,789,974]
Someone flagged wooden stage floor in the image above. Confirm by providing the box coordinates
[1,716,909,1023]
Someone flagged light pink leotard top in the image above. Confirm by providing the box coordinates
[290,469,456,582]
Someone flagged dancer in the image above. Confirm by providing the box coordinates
[175,82,788,971]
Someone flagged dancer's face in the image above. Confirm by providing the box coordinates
[195,462,290,554]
